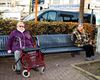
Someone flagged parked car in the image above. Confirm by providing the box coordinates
[23,9,96,25]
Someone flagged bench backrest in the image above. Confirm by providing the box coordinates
[0,35,9,50]
[37,34,75,48]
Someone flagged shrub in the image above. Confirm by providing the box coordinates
[0,19,95,37]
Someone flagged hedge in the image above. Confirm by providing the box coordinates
[0,19,95,39]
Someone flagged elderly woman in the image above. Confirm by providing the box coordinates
[7,21,34,74]
[72,24,95,61]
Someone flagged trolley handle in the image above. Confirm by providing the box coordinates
[16,36,24,49]
[22,47,41,53]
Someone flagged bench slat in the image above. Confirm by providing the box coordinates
[0,51,13,57]
[0,35,8,50]
[37,34,75,48]
[0,35,14,57]
[41,47,84,54]
[36,34,84,54]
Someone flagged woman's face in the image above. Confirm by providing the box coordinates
[77,25,84,33]
[17,23,25,28]
[17,23,25,32]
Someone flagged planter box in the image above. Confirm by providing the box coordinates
[72,60,100,80]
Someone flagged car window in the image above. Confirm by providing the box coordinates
[39,12,48,21]
[83,14,96,24]
[63,17,70,21]
[23,13,34,21]
[59,12,73,22]
[71,17,78,21]
[83,14,90,23]
[23,11,44,21]
[47,11,57,21]
[39,11,57,21]
[58,12,79,22]
[71,13,78,21]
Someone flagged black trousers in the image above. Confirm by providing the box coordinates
[82,44,94,57]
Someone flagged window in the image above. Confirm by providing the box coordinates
[63,16,70,21]
[32,0,44,4]
[40,11,57,21]
[40,12,48,21]
[63,0,69,4]
[71,17,78,21]
[59,12,73,22]
[58,12,79,22]
[48,12,57,21]
[83,14,96,24]
[69,0,74,4]
[0,3,6,7]
[53,0,60,4]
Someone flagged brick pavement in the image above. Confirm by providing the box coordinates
[0,52,100,80]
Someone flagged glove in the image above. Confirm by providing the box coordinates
[7,50,12,54]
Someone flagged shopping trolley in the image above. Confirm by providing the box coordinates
[12,37,45,77]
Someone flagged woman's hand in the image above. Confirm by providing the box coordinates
[89,40,93,45]
[7,50,12,54]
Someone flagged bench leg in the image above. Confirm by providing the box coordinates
[71,53,75,57]
[71,52,80,57]
[75,52,80,55]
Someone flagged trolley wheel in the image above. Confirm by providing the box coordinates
[12,65,16,71]
[39,66,45,74]
[22,70,30,78]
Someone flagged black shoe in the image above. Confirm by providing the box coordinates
[16,70,21,74]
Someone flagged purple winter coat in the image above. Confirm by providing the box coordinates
[7,30,34,52]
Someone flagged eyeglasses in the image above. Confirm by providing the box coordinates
[19,26,25,27]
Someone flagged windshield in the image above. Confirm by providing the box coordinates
[23,11,44,21]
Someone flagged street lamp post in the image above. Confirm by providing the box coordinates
[29,0,32,14]
[90,9,94,26]
[79,0,85,25]
[88,3,94,26]
[35,0,38,23]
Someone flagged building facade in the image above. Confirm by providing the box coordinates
[0,0,31,19]
[42,0,91,12]
[0,0,92,19]
[0,0,92,13]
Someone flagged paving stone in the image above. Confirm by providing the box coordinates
[0,53,100,80]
